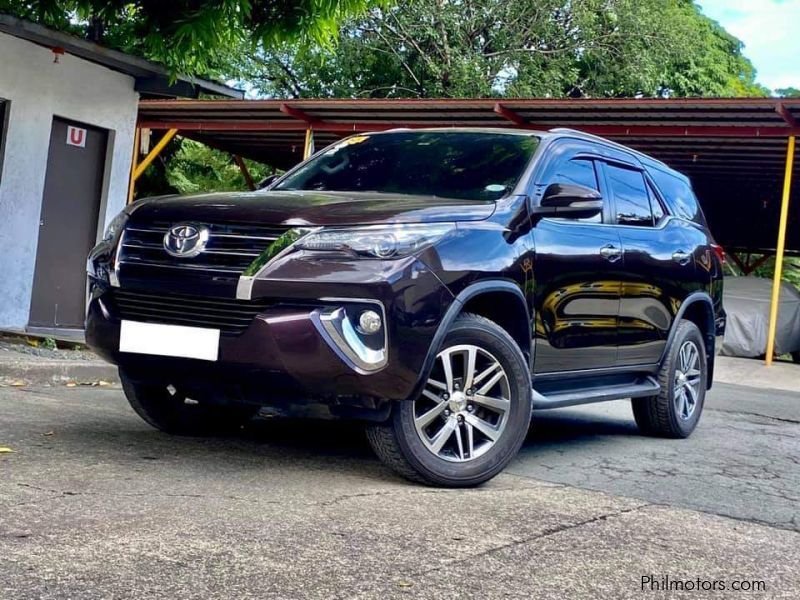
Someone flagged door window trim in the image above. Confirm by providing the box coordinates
[0,99,9,188]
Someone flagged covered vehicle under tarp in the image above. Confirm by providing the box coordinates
[721,276,800,357]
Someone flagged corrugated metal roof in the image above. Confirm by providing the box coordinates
[137,97,800,252]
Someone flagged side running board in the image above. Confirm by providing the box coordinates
[531,376,660,410]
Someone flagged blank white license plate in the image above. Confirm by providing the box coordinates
[119,320,220,361]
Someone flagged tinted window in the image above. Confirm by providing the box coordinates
[550,158,601,223]
[648,169,706,225]
[606,164,653,227]
[552,158,599,191]
[275,132,540,201]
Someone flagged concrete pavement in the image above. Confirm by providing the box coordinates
[510,383,800,530]
[1,382,798,598]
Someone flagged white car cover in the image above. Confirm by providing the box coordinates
[721,276,800,357]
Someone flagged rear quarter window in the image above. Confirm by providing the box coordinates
[648,168,707,226]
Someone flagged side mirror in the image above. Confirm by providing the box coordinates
[535,183,603,219]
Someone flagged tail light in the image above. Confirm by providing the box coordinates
[711,243,726,265]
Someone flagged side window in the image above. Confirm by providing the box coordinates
[605,163,653,227]
[552,157,598,190]
[649,169,706,226]
[647,181,666,224]
[550,158,601,223]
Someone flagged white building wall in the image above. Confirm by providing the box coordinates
[0,32,138,330]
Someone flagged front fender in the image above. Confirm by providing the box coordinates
[406,279,530,402]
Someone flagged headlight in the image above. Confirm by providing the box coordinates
[295,223,454,259]
[102,211,128,242]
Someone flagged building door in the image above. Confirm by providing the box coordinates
[28,118,108,329]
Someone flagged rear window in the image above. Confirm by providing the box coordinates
[648,168,707,226]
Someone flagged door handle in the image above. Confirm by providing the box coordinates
[600,244,622,262]
[672,250,691,265]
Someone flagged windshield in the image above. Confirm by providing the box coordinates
[274,131,540,201]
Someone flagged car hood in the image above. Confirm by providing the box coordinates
[128,190,496,226]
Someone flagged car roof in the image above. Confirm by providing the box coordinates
[350,127,688,184]
[371,127,546,137]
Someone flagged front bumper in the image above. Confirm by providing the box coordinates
[86,258,453,405]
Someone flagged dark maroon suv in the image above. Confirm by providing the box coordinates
[87,129,725,486]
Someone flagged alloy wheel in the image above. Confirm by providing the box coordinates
[674,340,702,421]
[413,344,511,462]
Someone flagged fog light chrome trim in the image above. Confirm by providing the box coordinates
[317,298,388,373]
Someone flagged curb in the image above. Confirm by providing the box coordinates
[0,358,119,386]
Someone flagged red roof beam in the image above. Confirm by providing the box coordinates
[279,103,324,125]
[493,102,527,125]
[776,103,799,128]
[137,119,800,138]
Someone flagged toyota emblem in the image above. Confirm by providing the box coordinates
[163,223,209,258]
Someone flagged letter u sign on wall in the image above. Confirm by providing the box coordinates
[66,125,87,148]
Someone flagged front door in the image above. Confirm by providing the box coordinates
[29,118,108,329]
[531,152,622,373]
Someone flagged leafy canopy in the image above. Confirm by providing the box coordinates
[239,0,768,98]
[776,87,800,98]
[1,0,378,77]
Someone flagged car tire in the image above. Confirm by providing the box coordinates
[120,369,257,436]
[791,351,800,364]
[366,313,532,487]
[632,319,707,438]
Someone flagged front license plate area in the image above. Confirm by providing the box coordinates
[119,320,220,361]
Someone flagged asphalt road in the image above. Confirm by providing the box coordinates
[1,381,798,599]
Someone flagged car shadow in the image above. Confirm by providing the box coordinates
[522,407,642,451]
[35,396,645,481]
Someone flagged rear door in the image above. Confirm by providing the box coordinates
[530,141,622,373]
[600,161,696,365]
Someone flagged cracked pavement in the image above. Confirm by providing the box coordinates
[1,381,799,599]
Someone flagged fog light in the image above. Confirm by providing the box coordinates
[358,310,382,334]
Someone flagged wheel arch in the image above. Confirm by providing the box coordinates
[409,280,531,401]
[661,291,717,388]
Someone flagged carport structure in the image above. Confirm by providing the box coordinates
[135,97,799,364]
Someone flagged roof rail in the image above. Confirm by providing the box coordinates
[548,127,670,170]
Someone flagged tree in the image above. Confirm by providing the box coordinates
[166,141,272,194]
[775,87,800,98]
[239,0,767,99]
[1,0,378,77]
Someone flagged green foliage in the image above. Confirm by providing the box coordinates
[165,140,272,194]
[1,1,378,78]
[750,257,800,289]
[239,0,767,99]
[775,87,800,98]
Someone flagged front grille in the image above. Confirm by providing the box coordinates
[110,289,272,335]
[118,221,290,276]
